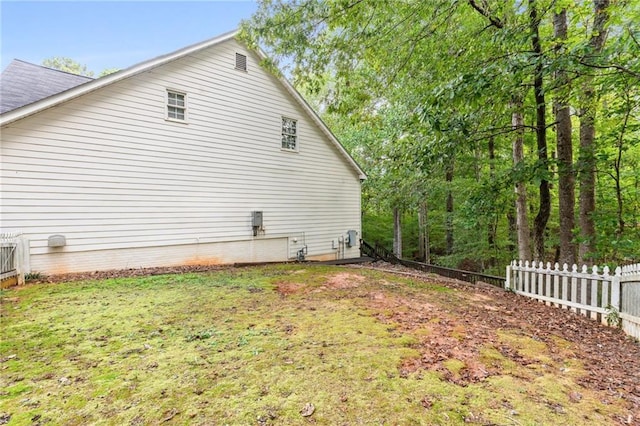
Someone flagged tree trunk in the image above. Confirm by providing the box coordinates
[612,90,631,240]
[418,201,430,263]
[554,9,576,266]
[487,137,497,267]
[578,110,597,263]
[512,98,532,261]
[530,0,551,261]
[445,162,454,255]
[578,0,609,264]
[474,142,481,181]
[507,209,517,258]
[614,147,624,238]
[393,207,402,258]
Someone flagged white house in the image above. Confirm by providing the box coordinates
[0,30,365,275]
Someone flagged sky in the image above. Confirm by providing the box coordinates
[0,1,259,74]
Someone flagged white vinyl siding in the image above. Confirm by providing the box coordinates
[0,39,361,274]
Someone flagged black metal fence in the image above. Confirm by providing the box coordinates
[360,239,395,261]
[360,239,505,288]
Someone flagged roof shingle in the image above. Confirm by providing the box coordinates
[0,59,93,114]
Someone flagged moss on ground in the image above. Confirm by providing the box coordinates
[0,265,630,425]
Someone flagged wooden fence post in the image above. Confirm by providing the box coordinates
[552,263,560,307]
[602,266,611,323]
[570,264,578,313]
[590,265,599,320]
[561,263,569,309]
[545,262,552,305]
[579,265,589,317]
[518,260,523,292]
[611,266,621,312]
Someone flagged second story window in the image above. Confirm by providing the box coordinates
[167,90,186,121]
[281,117,297,150]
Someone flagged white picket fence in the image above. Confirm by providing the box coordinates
[619,263,640,339]
[506,261,640,340]
[0,232,26,286]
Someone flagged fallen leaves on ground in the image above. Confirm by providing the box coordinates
[353,261,640,425]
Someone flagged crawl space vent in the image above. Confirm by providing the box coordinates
[235,53,247,71]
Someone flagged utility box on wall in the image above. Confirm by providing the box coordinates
[252,211,263,227]
[346,230,357,247]
[252,211,263,236]
[48,235,66,248]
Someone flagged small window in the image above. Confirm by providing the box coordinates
[235,53,247,71]
[167,90,186,121]
[281,117,297,150]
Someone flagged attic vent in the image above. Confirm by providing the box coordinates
[235,53,247,71]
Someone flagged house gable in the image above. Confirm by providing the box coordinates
[0,34,364,273]
[0,30,365,180]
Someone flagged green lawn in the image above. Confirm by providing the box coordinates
[0,265,630,425]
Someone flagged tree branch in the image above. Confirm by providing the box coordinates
[468,124,539,143]
[576,58,640,79]
[629,27,640,49]
[468,0,504,29]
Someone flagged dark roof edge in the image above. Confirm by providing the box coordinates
[8,59,95,81]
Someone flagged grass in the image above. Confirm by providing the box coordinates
[0,265,628,425]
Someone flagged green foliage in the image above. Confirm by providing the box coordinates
[98,67,120,77]
[246,0,640,269]
[362,211,393,248]
[605,305,622,328]
[42,57,120,78]
[185,327,218,342]
[24,271,45,282]
[42,57,94,77]
[363,211,420,259]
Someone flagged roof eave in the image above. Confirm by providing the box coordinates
[1,29,239,127]
[0,30,367,181]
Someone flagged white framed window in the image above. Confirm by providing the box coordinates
[281,117,297,150]
[235,53,247,71]
[166,90,186,121]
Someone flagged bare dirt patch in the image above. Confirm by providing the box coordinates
[324,272,365,289]
[275,281,305,296]
[22,264,230,284]
[386,297,499,384]
[274,272,366,296]
[353,262,640,425]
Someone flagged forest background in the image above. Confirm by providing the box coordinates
[242,0,640,274]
